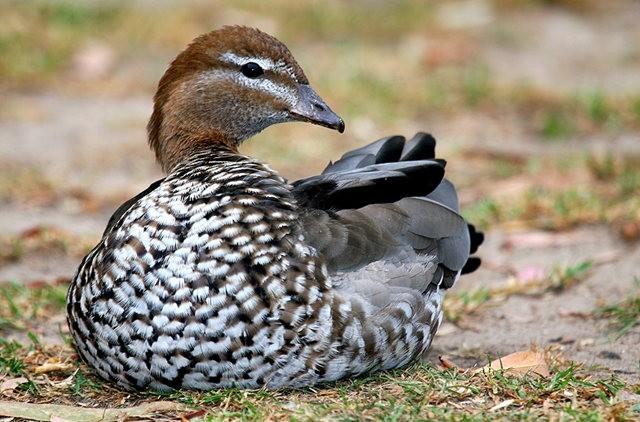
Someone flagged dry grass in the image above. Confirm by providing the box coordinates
[0,226,94,266]
[461,153,640,234]
[596,279,640,337]
[0,338,636,421]
[0,279,638,421]
[0,166,56,205]
[444,261,592,323]
[2,0,639,135]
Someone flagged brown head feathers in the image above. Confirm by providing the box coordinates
[147,26,343,173]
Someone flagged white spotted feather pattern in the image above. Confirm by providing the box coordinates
[67,147,446,391]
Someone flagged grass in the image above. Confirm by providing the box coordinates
[0,166,56,204]
[462,64,492,107]
[0,280,68,331]
[541,110,575,140]
[236,0,436,43]
[548,260,592,291]
[462,153,640,232]
[632,97,640,122]
[0,335,636,421]
[599,296,640,336]
[2,0,640,139]
[445,261,592,323]
[585,91,612,124]
[0,338,41,395]
[596,279,640,337]
[463,186,609,231]
[0,225,94,267]
[0,339,27,376]
[1,272,637,420]
[0,0,123,85]
[0,0,597,90]
[158,362,631,420]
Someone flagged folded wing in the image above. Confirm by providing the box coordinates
[292,132,483,296]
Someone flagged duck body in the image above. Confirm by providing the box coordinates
[66,26,482,391]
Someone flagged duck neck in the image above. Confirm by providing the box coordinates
[159,129,242,173]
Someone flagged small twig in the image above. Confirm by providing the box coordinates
[181,408,206,421]
[439,355,462,372]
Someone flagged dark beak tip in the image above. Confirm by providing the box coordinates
[292,84,345,133]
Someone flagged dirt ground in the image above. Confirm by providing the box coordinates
[432,226,640,383]
[0,0,639,406]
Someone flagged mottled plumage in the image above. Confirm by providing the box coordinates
[67,26,483,391]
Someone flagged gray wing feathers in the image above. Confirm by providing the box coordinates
[322,154,376,173]
[328,135,405,169]
[302,194,470,273]
[301,209,391,272]
[297,133,478,297]
[425,179,460,212]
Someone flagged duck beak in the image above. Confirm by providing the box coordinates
[290,84,345,133]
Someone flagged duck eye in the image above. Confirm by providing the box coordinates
[240,62,264,78]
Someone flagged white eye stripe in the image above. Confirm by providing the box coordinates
[236,75,297,106]
[219,52,298,82]
[196,69,297,107]
[220,52,275,71]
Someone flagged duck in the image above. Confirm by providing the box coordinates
[66,26,483,391]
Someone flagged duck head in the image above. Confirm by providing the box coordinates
[148,26,344,172]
